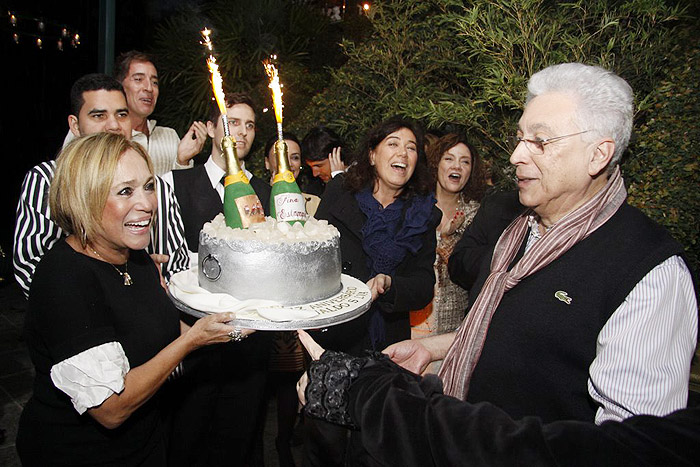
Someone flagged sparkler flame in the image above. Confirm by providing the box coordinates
[206,56,227,116]
[200,27,231,137]
[200,28,213,51]
[263,59,284,124]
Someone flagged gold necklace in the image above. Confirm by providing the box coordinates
[90,248,133,286]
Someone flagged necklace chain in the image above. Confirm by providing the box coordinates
[90,247,133,286]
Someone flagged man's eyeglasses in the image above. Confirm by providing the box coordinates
[510,130,589,155]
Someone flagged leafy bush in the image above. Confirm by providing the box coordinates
[299,0,688,184]
[298,0,698,268]
[150,0,339,172]
[625,33,700,273]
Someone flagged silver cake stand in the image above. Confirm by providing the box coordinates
[169,274,372,331]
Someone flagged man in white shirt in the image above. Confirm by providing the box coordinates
[113,51,208,175]
[161,92,271,467]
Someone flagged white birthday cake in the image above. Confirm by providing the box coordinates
[198,214,342,306]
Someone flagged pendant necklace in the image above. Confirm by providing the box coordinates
[90,247,133,286]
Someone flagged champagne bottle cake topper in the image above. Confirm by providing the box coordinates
[264,57,307,225]
[201,28,264,229]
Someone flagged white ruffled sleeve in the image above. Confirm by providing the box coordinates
[50,341,131,414]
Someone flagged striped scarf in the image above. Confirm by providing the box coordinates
[438,167,627,399]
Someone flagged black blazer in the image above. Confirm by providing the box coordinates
[313,176,441,355]
[448,190,525,294]
[249,175,272,213]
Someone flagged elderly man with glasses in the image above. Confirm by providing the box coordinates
[382,62,697,426]
[293,63,697,467]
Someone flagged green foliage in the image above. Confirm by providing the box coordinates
[294,1,474,148]
[147,0,698,265]
[625,32,700,273]
[300,0,688,186]
[297,0,698,264]
[150,0,336,173]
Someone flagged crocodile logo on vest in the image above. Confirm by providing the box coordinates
[555,290,572,305]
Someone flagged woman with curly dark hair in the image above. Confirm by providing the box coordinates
[410,133,487,371]
[315,116,438,353]
[305,117,440,466]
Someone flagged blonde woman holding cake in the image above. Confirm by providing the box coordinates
[16,133,246,466]
[410,133,486,372]
[305,117,440,466]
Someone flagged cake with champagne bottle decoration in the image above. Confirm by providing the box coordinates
[171,34,370,325]
[198,214,342,306]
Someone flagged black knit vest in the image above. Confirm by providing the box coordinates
[172,165,271,252]
[466,202,685,423]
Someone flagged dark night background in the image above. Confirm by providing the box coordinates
[0,0,203,263]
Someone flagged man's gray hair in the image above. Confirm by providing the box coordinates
[526,63,633,167]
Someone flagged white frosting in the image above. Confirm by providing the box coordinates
[202,213,339,243]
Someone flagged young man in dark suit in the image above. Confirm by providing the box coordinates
[162,92,271,467]
[162,92,270,251]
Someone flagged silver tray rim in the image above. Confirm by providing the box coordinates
[169,274,372,330]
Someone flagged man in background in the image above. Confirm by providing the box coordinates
[300,125,347,195]
[114,50,207,175]
[162,92,270,251]
[64,51,208,176]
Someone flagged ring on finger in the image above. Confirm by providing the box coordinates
[227,328,246,342]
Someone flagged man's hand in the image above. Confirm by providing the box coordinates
[385,333,456,374]
[177,121,208,165]
[383,339,432,375]
[328,147,346,173]
[367,274,392,301]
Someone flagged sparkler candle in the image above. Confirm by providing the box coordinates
[264,58,307,225]
[202,28,264,229]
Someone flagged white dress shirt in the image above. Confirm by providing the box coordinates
[132,120,192,176]
[63,120,192,176]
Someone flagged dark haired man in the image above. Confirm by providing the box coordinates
[162,92,270,251]
[114,51,207,174]
[14,73,189,297]
[161,92,271,467]
[301,125,347,189]
[66,74,131,137]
